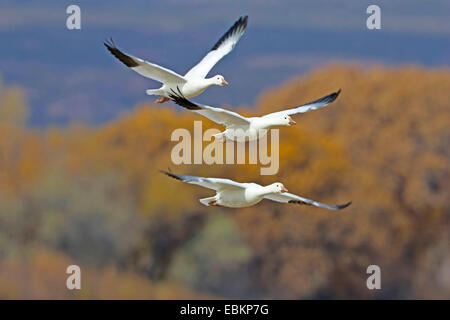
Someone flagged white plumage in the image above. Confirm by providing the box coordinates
[104,16,248,103]
[162,171,351,210]
[168,88,341,141]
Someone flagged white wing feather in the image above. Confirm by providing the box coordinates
[262,90,341,118]
[104,39,186,84]
[168,89,250,127]
[162,171,248,191]
[185,16,248,79]
[264,192,351,210]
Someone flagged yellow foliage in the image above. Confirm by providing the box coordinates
[0,65,449,298]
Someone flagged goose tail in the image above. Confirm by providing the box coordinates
[199,196,217,206]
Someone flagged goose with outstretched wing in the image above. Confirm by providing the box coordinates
[104,16,248,103]
[161,171,351,210]
[168,88,341,141]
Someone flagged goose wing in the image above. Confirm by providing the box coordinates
[264,192,351,210]
[161,171,248,191]
[168,89,250,127]
[104,39,186,84]
[262,89,341,118]
[185,16,248,79]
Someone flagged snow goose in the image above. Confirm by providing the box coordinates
[104,16,248,103]
[168,88,341,141]
[161,171,351,210]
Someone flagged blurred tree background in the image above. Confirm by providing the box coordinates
[0,65,449,299]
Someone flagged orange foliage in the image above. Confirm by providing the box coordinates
[0,65,449,299]
[0,248,213,299]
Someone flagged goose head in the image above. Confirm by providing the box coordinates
[210,75,229,86]
[266,115,296,127]
[268,182,289,194]
[282,115,296,126]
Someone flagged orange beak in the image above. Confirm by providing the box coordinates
[281,186,289,193]
[222,79,229,86]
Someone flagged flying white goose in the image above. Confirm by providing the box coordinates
[161,171,351,210]
[104,16,248,103]
[168,88,341,141]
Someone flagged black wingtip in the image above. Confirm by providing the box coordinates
[241,15,249,28]
[103,37,116,50]
[160,170,183,181]
[336,201,352,210]
[327,89,342,103]
[313,89,342,105]
[211,15,249,51]
[168,87,203,111]
[104,38,139,68]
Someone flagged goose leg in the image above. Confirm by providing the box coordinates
[209,200,223,207]
[155,96,170,104]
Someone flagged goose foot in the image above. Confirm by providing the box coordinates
[155,96,170,104]
[209,200,223,207]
